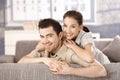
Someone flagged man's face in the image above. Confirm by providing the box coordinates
[39,26,61,53]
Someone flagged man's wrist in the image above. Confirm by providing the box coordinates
[67,67,74,75]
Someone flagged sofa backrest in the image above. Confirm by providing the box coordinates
[94,40,112,50]
[15,39,112,63]
[15,40,39,62]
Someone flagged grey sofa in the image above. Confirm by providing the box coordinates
[0,39,120,80]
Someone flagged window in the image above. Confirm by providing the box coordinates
[51,0,96,23]
[6,0,95,27]
[12,0,51,21]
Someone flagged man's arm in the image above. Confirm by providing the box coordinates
[68,60,107,78]
[18,55,46,63]
[18,50,51,67]
[18,50,62,70]
[50,60,107,78]
[35,41,45,51]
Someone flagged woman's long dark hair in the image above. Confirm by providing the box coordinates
[83,26,90,32]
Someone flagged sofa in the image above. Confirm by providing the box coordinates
[0,35,120,80]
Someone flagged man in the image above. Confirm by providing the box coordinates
[18,18,107,78]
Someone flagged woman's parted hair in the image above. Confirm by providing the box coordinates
[63,10,83,25]
[63,10,90,32]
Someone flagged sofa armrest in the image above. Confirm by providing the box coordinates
[0,55,15,63]
[0,63,120,80]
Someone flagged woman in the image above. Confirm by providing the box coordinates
[62,10,110,64]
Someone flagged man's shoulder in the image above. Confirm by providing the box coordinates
[30,49,46,57]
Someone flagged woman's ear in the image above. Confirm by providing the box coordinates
[59,32,63,40]
[79,24,83,31]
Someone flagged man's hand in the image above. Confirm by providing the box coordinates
[35,41,45,51]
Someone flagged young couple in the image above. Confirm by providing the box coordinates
[18,10,110,78]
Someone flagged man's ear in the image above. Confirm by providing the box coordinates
[59,32,63,40]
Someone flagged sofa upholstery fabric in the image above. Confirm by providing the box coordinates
[102,35,120,62]
[0,38,120,80]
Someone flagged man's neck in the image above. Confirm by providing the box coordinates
[52,41,63,54]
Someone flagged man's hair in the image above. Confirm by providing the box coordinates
[38,18,62,35]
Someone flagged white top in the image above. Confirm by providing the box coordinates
[75,30,110,64]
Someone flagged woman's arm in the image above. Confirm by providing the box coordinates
[64,39,94,63]
[50,60,107,78]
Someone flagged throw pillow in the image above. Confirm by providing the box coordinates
[102,35,120,62]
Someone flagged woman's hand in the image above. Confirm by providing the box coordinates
[43,58,62,72]
[64,39,77,49]
[49,60,63,73]
[50,61,71,75]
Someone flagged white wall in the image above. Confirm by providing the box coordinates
[5,30,40,55]
[96,0,120,25]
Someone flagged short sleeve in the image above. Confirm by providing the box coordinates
[81,32,94,48]
[65,49,90,67]
[29,50,43,57]
[71,54,90,67]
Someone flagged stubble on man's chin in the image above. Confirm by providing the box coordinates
[45,47,51,52]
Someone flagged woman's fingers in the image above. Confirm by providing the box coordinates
[49,60,64,73]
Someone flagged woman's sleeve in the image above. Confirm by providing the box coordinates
[81,32,94,48]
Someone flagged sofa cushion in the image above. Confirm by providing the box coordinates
[0,55,14,63]
[102,35,120,62]
[94,40,112,51]
[15,40,39,62]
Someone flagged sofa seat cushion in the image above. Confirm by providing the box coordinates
[102,35,120,62]
[0,55,14,63]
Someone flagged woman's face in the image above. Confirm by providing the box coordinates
[63,17,82,40]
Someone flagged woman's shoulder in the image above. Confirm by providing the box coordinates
[82,30,93,38]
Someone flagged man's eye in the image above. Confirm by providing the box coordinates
[40,35,44,38]
[71,26,76,28]
[47,35,52,38]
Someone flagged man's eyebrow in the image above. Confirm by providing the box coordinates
[40,33,53,37]
[46,33,53,36]
[40,35,43,37]
[63,24,66,26]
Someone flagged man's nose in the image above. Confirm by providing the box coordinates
[43,38,49,44]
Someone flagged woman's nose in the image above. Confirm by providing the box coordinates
[65,28,70,33]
